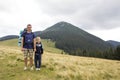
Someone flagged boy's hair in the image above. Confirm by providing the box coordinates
[36,37,41,42]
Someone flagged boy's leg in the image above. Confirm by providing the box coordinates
[36,55,39,68]
[38,54,41,68]
[34,55,37,68]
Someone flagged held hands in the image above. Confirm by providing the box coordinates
[21,48,25,51]
[34,48,36,52]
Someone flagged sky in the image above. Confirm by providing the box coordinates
[0,0,120,41]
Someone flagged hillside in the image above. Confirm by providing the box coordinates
[0,39,63,54]
[0,40,120,80]
[36,21,112,57]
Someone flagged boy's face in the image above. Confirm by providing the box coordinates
[36,38,41,42]
[39,39,41,42]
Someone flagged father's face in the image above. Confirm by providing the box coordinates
[27,26,32,31]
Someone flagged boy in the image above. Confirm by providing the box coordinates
[35,37,43,70]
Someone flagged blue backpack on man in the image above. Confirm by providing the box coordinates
[18,28,27,46]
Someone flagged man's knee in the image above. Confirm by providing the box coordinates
[30,57,33,60]
[24,57,27,60]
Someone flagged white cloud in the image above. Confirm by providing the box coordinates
[0,0,120,41]
[87,27,120,41]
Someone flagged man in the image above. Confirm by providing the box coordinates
[21,24,36,70]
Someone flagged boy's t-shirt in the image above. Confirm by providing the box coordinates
[35,42,43,54]
[22,32,36,49]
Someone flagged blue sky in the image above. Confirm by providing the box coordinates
[0,0,120,41]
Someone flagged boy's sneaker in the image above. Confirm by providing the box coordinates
[36,68,40,71]
[30,66,34,70]
[24,67,27,70]
[36,68,38,71]
[38,68,40,71]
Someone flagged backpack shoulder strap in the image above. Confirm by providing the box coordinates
[31,32,36,38]
[31,32,34,35]
[22,32,27,37]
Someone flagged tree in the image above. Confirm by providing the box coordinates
[115,45,120,59]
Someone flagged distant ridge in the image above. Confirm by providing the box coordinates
[0,35,18,41]
[106,40,120,47]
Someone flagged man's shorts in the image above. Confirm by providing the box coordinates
[24,49,34,58]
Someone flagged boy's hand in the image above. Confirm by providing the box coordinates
[41,51,43,54]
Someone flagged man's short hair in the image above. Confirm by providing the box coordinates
[27,24,32,27]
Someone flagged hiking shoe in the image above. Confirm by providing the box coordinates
[36,68,38,71]
[24,67,27,70]
[38,68,40,71]
[30,66,34,70]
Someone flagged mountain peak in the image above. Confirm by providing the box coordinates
[44,21,78,31]
[54,21,73,27]
[57,21,69,24]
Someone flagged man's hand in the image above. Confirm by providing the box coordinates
[34,48,36,52]
[21,48,25,51]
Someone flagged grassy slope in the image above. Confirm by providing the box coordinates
[0,39,120,80]
[0,39,63,54]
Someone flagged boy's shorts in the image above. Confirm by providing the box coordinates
[24,49,34,58]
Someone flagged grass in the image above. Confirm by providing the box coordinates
[0,39,120,80]
[0,39,63,54]
[41,39,64,54]
[0,39,18,47]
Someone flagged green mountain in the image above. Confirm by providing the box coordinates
[36,21,112,56]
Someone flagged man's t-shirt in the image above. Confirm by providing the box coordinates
[22,32,36,49]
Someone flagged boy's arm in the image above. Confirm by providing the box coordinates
[41,44,44,54]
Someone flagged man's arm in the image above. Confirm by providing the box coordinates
[21,37,24,51]
[34,38,36,52]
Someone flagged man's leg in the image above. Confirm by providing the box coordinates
[30,57,33,67]
[29,49,34,70]
[24,49,28,70]
[24,57,27,67]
